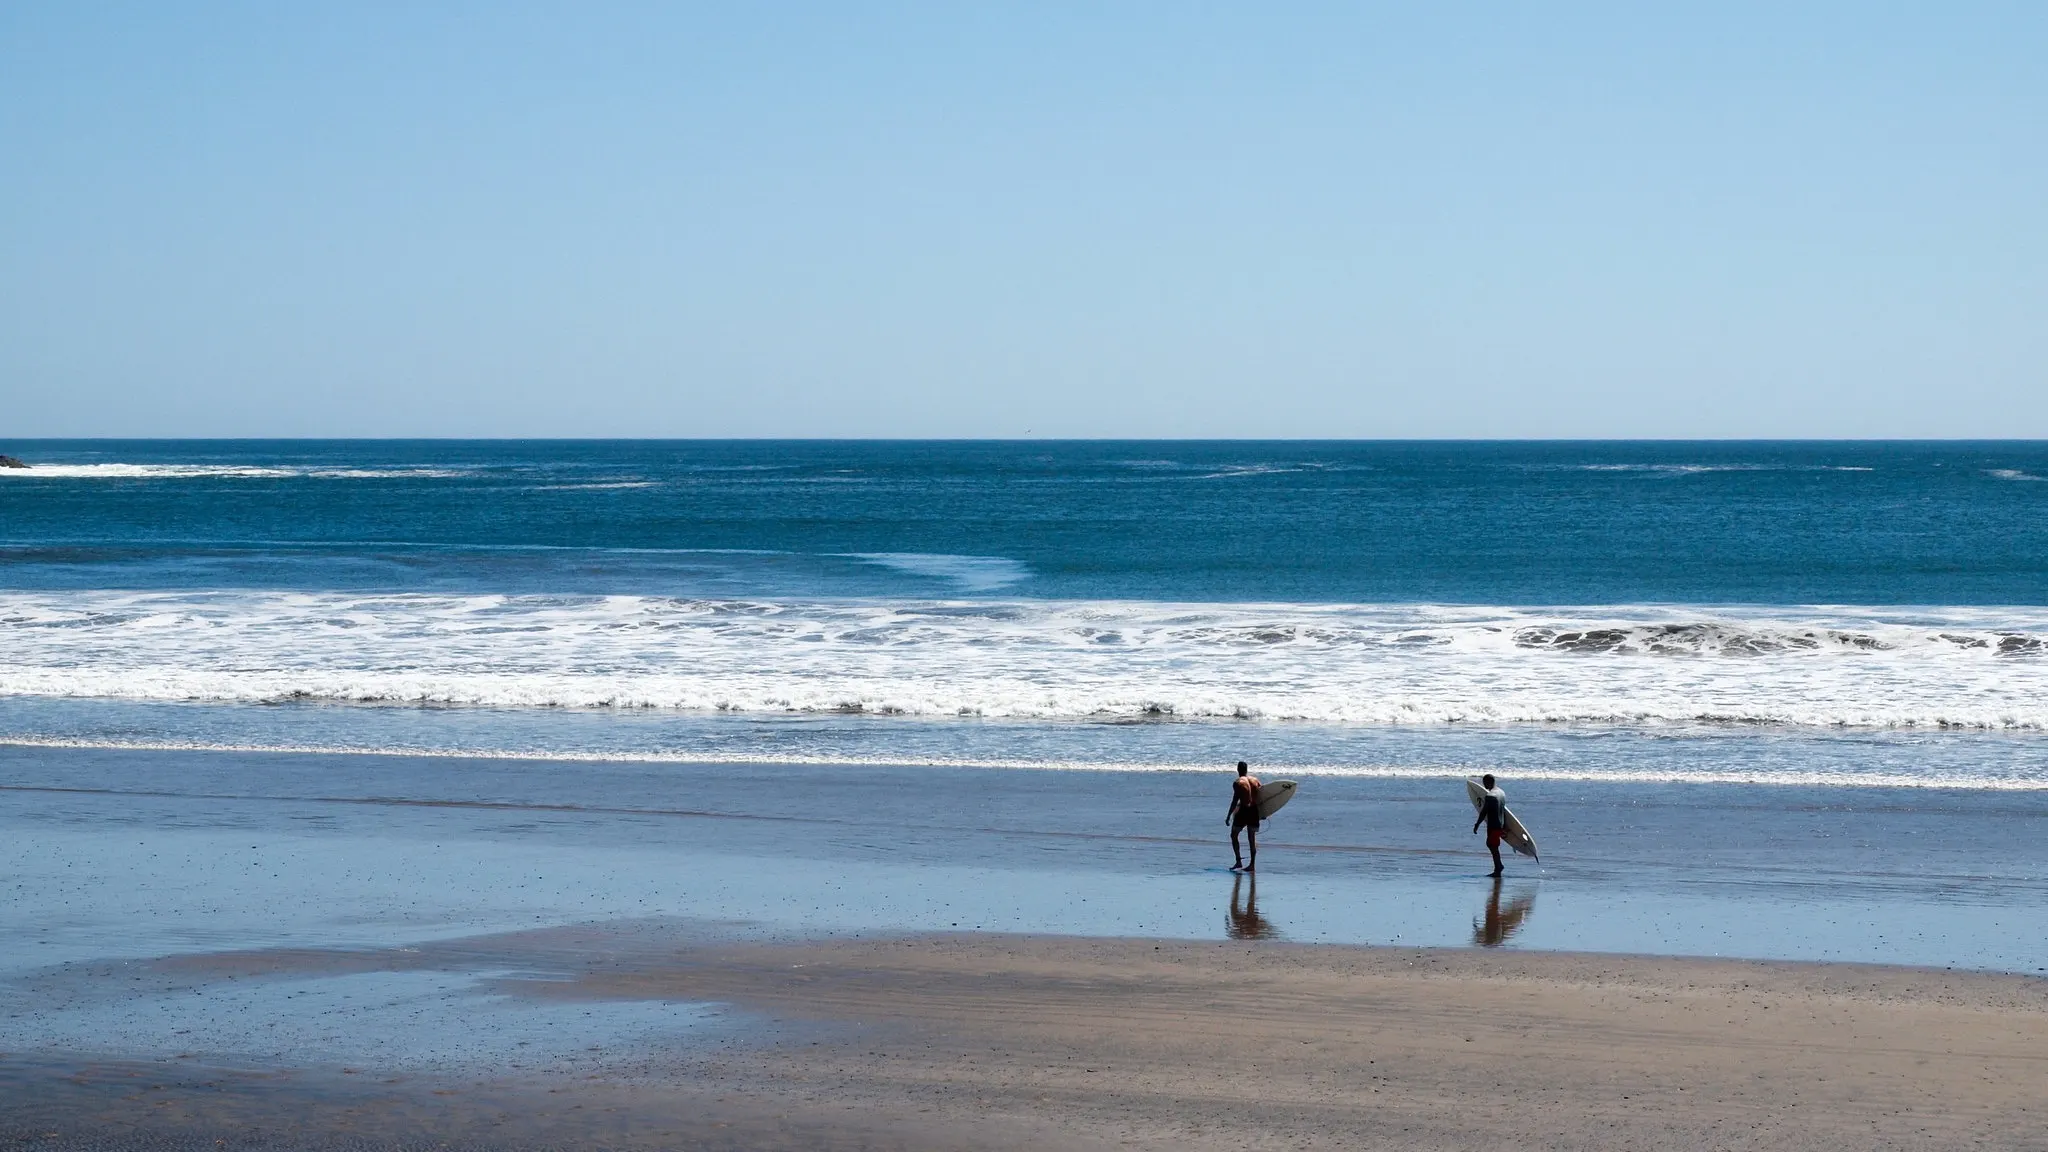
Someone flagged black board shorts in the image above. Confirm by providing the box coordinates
[1233,810,1260,831]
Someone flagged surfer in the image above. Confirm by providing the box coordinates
[1227,761,1261,872]
[1471,773,1509,876]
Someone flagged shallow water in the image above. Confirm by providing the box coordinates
[4,746,2042,976]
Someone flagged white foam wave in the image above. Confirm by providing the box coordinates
[1192,464,1308,479]
[1987,469,2046,482]
[1565,464,1876,475]
[1110,460,1368,479]
[0,463,467,479]
[308,468,468,479]
[4,593,2048,730]
[4,734,2043,790]
[1573,463,1734,474]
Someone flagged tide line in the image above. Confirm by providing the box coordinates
[2,736,2044,789]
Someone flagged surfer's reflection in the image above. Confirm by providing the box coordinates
[1472,877,1537,947]
[1227,872,1279,940]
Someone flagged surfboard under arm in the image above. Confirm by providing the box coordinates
[1253,780,1297,821]
[1465,778,1539,860]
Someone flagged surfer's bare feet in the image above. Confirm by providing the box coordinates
[1244,864,1254,873]
[1490,867,1504,877]
[1230,862,1242,871]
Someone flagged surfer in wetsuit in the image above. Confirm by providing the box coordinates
[1472,773,1508,877]
[1227,761,1261,872]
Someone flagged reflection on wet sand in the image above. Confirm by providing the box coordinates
[1473,877,1537,947]
[1227,872,1279,940]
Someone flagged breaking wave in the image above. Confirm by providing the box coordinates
[4,592,2047,729]
[0,464,467,479]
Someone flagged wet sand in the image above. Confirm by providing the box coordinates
[9,745,2048,971]
[6,924,2046,1150]
[7,746,2048,1147]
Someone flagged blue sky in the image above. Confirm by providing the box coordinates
[2,2,2041,437]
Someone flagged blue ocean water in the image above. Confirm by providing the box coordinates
[3,440,2047,786]
[6,439,2048,602]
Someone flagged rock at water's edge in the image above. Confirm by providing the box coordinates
[0,455,28,469]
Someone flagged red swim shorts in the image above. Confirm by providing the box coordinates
[1486,825,1505,849]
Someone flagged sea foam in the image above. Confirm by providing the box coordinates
[4,591,2047,730]
[0,463,466,479]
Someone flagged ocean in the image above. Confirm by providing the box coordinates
[5,440,2048,974]
[2,439,2047,787]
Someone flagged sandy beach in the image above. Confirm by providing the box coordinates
[5,746,2047,1148]
[6,925,2046,1150]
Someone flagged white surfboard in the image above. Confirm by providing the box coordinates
[1254,779,1297,821]
[1466,778,1538,860]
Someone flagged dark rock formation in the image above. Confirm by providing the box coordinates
[0,455,28,469]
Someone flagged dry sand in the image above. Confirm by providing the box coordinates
[6,928,2046,1150]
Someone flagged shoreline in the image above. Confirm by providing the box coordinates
[7,928,2046,1150]
[12,731,2048,791]
[6,743,2047,974]
[10,691,2048,795]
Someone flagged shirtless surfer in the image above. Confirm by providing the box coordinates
[1227,761,1261,872]
[1471,772,1509,876]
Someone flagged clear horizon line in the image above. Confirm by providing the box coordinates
[9,436,2048,445]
